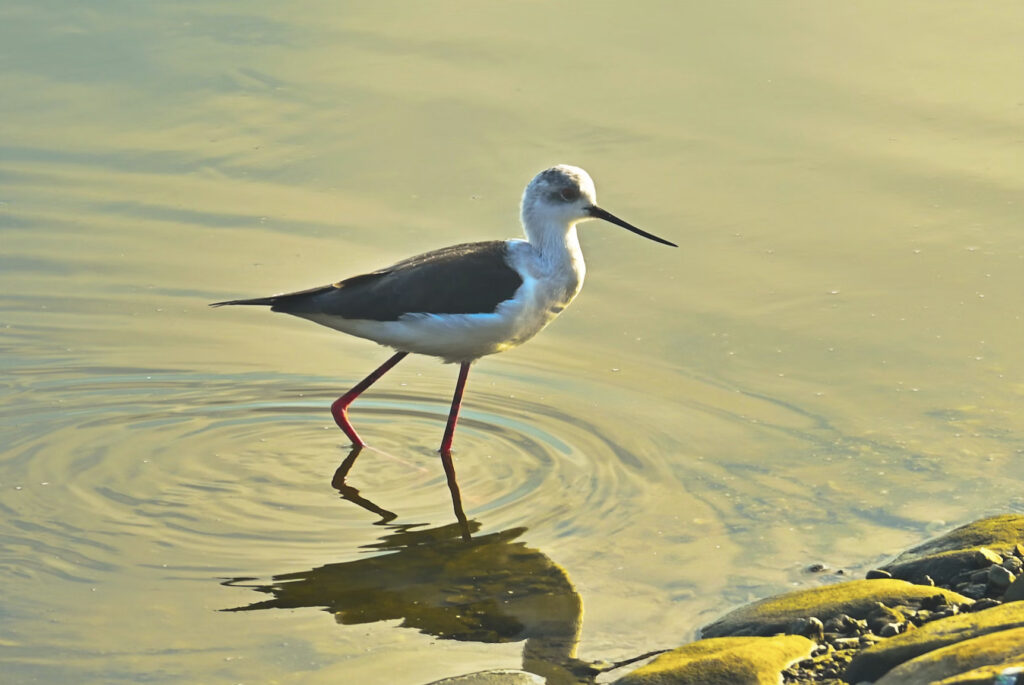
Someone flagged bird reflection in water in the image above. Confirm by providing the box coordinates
[223,521,598,684]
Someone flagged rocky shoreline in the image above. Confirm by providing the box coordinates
[431,514,1024,685]
[618,513,1024,685]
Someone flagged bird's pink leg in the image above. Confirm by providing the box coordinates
[440,362,471,536]
[330,351,408,446]
[439,362,471,455]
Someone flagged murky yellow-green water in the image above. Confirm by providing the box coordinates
[2,2,1023,683]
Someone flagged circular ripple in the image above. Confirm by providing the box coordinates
[0,366,670,585]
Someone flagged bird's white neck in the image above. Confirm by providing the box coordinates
[521,215,586,299]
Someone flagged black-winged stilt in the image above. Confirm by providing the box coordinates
[212,165,676,459]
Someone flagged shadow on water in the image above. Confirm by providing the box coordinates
[222,448,662,684]
[222,523,597,683]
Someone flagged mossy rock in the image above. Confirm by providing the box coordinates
[929,661,1024,684]
[701,579,970,638]
[1006,574,1024,602]
[614,635,813,685]
[425,670,545,685]
[880,515,1024,585]
[874,625,1024,685]
[845,600,1024,683]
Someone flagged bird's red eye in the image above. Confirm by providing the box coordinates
[559,187,579,202]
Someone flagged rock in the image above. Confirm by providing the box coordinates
[845,600,1024,683]
[424,669,546,685]
[1006,574,1024,602]
[887,548,1003,586]
[930,663,1024,685]
[866,569,892,580]
[880,515,1024,585]
[700,579,970,638]
[958,582,990,600]
[988,564,1015,589]
[613,635,813,685]
[877,622,905,638]
[824,613,867,635]
[970,598,1003,611]
[866,603,907,634]
[874,626,1024,684]
[1003,557,1023,574]
[788,616,825,640]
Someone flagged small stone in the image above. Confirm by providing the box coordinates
[788,616,825,640]
[867,603,905,634]
[922,575,935,586]
[921,594,950,610]
[960,583,989,599]
[867,569,892,580]
[1003,556,1023,573]
[988,564,1015,589]
[970,597,1002,611]
[878,622,905,638]
[831,636,861,650]
[807,563,828,573]
[824,613,867,635]
[970,568,991,583]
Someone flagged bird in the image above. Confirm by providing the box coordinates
[211,165,676,460]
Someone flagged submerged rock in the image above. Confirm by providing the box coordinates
[612,635,813,685]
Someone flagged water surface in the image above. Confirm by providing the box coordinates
[2,2,1023,683]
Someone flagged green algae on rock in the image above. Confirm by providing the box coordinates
[880,515,1024,587]
[700,579,970,638]
[613,635,814,685]
[844,600,1024,683]
[929,662,1024,685]
[425,669,546,684]
[873,626,1024,685]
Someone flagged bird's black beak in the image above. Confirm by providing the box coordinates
[586,206,677,247]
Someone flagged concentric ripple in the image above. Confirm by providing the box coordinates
[0,364,669,591]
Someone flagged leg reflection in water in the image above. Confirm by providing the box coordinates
[331,445,471,541]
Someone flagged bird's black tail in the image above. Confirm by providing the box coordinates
[209,296,277,308]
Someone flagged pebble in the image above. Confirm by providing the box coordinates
[1001,556,1022,573]
[988,564,1015,588]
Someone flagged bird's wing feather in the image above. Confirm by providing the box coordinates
[217,241,524,321]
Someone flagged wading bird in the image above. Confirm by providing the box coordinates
[212,165,675,462]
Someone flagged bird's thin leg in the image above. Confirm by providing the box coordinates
[439,362,471,455]
[439,362,471,539]
[331,351,409,446]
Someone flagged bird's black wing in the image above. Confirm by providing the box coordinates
[211,241,524,321]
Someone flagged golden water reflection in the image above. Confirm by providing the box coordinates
[224,521,597,684]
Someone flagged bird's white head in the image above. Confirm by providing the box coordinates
[520,164,677,248]
[520,165,597,236]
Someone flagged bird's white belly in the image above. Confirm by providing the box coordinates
[302,271,579,363]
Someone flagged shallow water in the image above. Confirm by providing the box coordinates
[2,2,1024,683]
